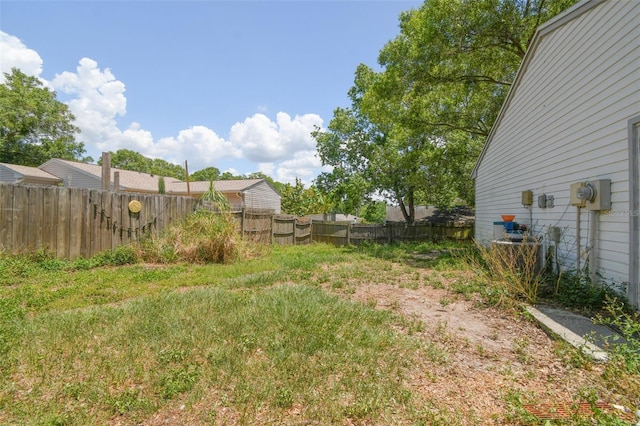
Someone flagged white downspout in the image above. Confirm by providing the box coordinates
[576,207,581,274]
[588,210,598,283]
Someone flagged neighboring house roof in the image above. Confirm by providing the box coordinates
[169,179,269,195]
[37,159,280,198]
[39,158,167,192]
[386,206,475,224]
[0,162,62,184]
[471,0,603,178]
[305,213,359,222]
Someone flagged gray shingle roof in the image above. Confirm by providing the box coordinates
[1,162,62,183]
[168,179,264,195]
[40,159,268,194]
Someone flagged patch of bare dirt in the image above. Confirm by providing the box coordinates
[325,274,616,424]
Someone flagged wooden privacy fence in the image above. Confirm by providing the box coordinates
[272,215,312,245]
[311,220,474,246]
[1,183,473,259]
[0,183,204,259]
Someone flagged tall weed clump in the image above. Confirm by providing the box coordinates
[135,210,242,264]
[470,239,543,305]
[538,270,624,312]
[593,297,640,411]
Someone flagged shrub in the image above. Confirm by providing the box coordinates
[92,245,139,267]
[134,210,241,264]
[538,271,625,312]
[594,297,640,374]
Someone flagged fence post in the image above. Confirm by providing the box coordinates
[271,214,275,245]
[347,223,351,246]
[240,208,246,240]
[293,217,298,245]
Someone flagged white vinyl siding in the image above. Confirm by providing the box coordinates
[0,166,20,183]
[474,1,640,287]
[633,122,640,307]
[243,181,281,213]
[40,160,102,189]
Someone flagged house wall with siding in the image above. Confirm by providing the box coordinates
[40,160,104,189]
[0,165,20,183]
[243,181,281,213]
[225,193,243,209]
[474,1,640,293]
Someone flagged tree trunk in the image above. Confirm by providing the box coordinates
[398,192,415,224]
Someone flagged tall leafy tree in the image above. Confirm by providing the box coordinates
[244,171,284,193]
[190,166,221,182]
[280,178,334,217]
[219,171,240,180]
[102,149,185,180]
[314,65,427,222]
[370,0,577,137]
[314,0,577,223]
[0,68,89,166]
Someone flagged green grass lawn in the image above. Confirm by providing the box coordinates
[0,242,637,425]
[0,244,430,425]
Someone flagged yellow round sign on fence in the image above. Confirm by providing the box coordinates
[128,200,142,213]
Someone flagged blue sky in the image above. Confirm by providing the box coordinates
[1,0,421,184]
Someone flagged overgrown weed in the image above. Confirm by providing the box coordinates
[133,209,245,264]
[538,270,626,313]
[469,239,542,305]
[591,297,640,412]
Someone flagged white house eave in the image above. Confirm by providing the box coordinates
[471,0,606,179]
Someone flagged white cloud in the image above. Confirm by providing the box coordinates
[229,112,323,163]
[257,162,275,176]
[0,31,44,82]
[156,126,242,167]
[51,58,129,156]
[273,150,324,186]
[1,31,328,185]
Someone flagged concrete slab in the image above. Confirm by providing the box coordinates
[526,305,623,362]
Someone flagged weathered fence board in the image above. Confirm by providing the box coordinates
[350,223,389,245]
[232,208,274,244]
[272,216,312,245]
[12,185,27,252]
[69,188,83,259]
[311,220,473,246]
[295,219,312,245]
[0,183,204,259]
[273,215,295,245]
[0,184,11,249]
[43,186,56,254]
[312,221,351,246]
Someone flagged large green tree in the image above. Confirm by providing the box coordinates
[0,68,89,166]
[280,178,333,217]
[102,149,186,180]
[314,65,429,222]
[189,166,221,182]
[369,0,577,137]
[314,0,577,223]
